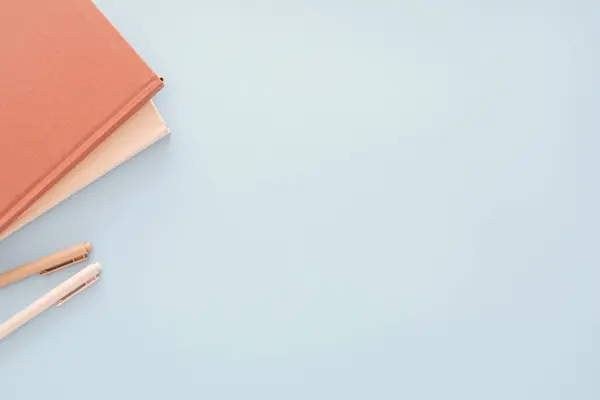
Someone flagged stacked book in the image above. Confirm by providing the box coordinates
[0,0,168,240]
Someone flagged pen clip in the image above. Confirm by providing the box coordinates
[55,272,100,307]
[39,254,88,276]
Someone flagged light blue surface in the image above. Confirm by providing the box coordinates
[1,0,599,398]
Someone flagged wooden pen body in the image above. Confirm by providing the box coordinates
[0,242,92,287]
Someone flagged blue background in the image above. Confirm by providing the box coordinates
[1,0,599,398]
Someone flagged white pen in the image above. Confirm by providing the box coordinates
[0,262,101,340]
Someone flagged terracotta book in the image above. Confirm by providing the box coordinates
[0,101,170,241]
[0,0,163,234]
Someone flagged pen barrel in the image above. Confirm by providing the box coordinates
[0,242,91,288]
[0,263,101,340]
[0,289,56,340]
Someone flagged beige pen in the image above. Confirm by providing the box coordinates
[0,242,93,288]
[0,262,101,340]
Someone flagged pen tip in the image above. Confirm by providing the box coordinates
[84,242,93,252]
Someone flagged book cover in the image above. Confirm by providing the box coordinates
[0,0,163,234]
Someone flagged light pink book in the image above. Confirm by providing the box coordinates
[0,101,169,241]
